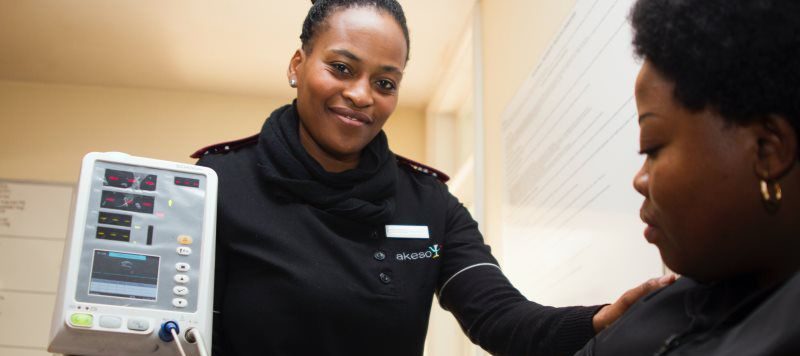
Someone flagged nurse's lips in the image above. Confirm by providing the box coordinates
[329,106,372,127]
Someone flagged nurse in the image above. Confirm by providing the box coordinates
[194,0,670,355]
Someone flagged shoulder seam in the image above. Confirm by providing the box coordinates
[190,133,259,159]
[396,154,450,183]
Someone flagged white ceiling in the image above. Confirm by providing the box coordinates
[0,0,475,109]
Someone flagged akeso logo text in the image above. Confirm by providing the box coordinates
[396,244,441,261]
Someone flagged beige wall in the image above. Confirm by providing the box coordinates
[479,0,575,250]
[384,105,427,162]
[0,80,425,183]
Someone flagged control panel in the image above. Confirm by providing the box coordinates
[49,152,217,356]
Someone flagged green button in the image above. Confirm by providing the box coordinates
[70,313,93,327]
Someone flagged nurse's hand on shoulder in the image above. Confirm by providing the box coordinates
[591,274,677,332]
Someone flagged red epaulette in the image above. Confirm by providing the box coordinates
[190,137,449,183]
[190,133,259,159]
[396,155,449,183]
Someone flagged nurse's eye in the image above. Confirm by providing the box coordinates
[331,63,352,76]
[376,79,396,92]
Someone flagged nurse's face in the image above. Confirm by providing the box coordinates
[288,6,407,170]
[633,61,765,282]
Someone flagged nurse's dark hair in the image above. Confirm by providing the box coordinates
[301,0,410,60]
[630,0,800,154]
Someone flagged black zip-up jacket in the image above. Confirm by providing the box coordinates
[576,271,800,356]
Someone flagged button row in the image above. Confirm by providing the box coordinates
[69,313,150,331]
[375,250,391,284]
[175,234,192,308]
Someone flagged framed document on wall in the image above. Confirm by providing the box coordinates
[0,179,73,355]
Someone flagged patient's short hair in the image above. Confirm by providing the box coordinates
[630,0,800,147]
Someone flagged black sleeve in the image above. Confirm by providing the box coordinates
[197,156,229,356]
[436,184,602,356]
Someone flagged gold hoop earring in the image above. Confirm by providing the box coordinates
[760,178,782,213]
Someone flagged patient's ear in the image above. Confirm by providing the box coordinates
[752,115,798,179]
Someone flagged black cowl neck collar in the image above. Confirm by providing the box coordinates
[256,102,397,225]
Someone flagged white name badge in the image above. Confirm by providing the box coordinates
[385,225,430,239]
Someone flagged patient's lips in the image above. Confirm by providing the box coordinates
[643,225,658,243]
[640,208,659,243]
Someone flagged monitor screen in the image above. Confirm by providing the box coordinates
[88,250,160,301]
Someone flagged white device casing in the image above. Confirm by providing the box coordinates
[48,152,217,356]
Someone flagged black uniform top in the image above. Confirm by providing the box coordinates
[196,103,601,356]
[576,271,800,356]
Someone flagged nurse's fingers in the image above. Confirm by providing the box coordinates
[591,274,677,332]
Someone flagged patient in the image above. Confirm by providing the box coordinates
[576,0,800,355]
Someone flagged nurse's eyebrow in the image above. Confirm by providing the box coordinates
[332,48,360,62]
[331,48,403,75]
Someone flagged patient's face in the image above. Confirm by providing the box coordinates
[632,61,763,282]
